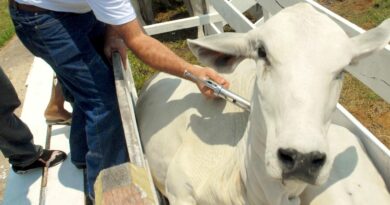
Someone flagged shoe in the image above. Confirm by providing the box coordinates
[12,149,67,174]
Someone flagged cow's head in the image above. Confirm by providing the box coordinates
[187,3,390,186]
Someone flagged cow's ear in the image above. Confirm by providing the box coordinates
[187,33,252,73]
[351,19,390,63]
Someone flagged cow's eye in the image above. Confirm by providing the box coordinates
[258,46,267,58]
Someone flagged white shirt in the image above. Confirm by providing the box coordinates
[15,0,136,25]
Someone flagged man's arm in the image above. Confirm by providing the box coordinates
[105,19,229,98]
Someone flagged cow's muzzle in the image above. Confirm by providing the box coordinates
[278,148,326,184]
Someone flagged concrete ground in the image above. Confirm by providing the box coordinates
[0,36,34,203]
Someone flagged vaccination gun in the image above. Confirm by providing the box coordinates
[184,70,251,112]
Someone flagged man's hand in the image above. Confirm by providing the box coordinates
[104,26,128,67]
[187,65,230,98]
[110,20,230,98]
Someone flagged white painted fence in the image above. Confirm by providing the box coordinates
[139,0,390,191]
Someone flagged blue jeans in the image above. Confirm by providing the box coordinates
[9,6,129,197]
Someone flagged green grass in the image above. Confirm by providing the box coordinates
[362,0,390,28]
[128,52,157,92]
[319,0,390,29]
[129,39,198,91]
[0,0,15,48]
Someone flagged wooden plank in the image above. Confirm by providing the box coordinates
[204,22,223,35]
[113,53,159,201]
[100,52,160,204]
[230,0,258,12]
[254,17,265,27]
[122,61,139,105]
[3,57,53,205]
[262,7,273,21]
[254,0,283,14]
[345,47,390,103]
[211,0,255,32]
[144,13,224,36]
[45,122,85,205]
[94,163,156,205]
[112,53,144,167]
[333,104,390,190]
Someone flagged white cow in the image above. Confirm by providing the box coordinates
[136,3,390,205]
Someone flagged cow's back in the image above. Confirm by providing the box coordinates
[136,59,256,196]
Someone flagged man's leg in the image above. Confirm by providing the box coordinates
[0,66,42,167]
[0,67,67,173]
[44,80,72,125]
[9,8,129,197]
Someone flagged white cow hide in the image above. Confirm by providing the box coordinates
[136,3,390,205]
[300,125,390,204]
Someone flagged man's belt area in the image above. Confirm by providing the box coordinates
[9,0,48,12]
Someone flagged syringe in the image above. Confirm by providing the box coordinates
[184,70,251,112]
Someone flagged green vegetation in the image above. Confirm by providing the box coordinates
[129,39,198,91]
[128,52,156,92]
[319,0,390,29]
[0,0,14,48]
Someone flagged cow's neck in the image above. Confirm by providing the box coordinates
[238,84,306,205]
[195,151,245,205]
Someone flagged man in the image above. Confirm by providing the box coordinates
[8,0,229,199]
[0,66,67,174]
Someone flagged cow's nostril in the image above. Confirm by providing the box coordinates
[278,148,297,170]
[311,152,326,169]
[278,149,326,183]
